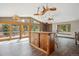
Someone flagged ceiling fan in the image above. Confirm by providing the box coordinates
[34,4,56,16]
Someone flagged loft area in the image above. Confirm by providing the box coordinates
[0,3,79,56]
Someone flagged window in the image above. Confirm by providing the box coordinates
[11,24,20,39]
[0,24,10,40]
[57,24,71,32]
[32,20,40,32]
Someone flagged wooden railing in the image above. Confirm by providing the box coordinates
[75,32,79,45]
[30,32,55,55]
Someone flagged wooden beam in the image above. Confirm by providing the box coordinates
[30,43,47,54]
[29,18,32,43]
[0,21,19,25]
[0,21,30,25]
[19,25,22,39]
[9,24,12,40]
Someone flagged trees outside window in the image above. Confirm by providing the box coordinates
[2,24,10,36]
[57,24,71,32]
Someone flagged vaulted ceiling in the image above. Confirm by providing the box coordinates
[0,3,79,23]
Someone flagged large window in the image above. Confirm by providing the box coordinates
[0,23,30,41]
[57,24,71,32]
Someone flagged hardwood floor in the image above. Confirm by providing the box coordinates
[51,37,79,56]
[0,37,79,56]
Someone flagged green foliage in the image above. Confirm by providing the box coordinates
[32,24,39,31]
[58,24,71,32]
[61,25,66,32]
[2,24,9,36]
